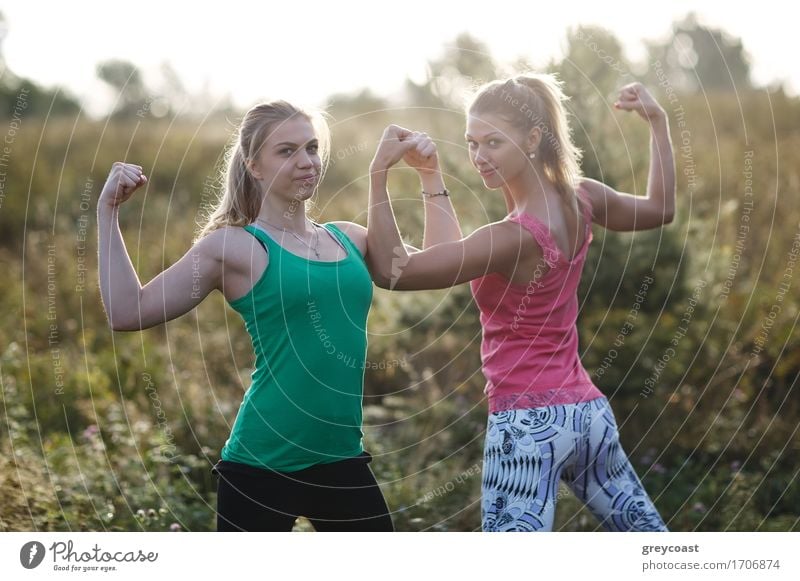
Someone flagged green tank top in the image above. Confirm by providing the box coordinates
[220,223,373,472]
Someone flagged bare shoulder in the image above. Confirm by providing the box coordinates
[475,218,541,258]
[197,226,269,269]
[330,221,367,256]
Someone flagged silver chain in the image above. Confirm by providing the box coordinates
[256,217,321,259]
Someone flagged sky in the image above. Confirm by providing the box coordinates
[0,0,792,115]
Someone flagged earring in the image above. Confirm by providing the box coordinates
[528,152,536,159]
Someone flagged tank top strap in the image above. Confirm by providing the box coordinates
[242,224,271,255]
[323,223,367,265]
[506,213,561,269]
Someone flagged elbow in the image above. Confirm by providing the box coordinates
[372,269,403,290]
[662,210,675,225]
[372,272,391,289]
[368,256,407,290]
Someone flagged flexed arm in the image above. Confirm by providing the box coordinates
[97,163,222,331]
[582,83,676,232]
[367,126,524,291]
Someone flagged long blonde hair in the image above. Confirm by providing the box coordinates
[195,100,330,241]
[467,73,586,214]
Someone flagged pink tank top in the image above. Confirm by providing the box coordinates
[469,186,605,413]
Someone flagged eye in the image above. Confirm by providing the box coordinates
[467,140,477,149]
[307,144,319,154]
[280,148,294,156]
[488,139,500,147]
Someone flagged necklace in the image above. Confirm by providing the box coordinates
[256,217,321,259]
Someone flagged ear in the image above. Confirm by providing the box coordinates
[526,126,542,155]
[246,159,263,181]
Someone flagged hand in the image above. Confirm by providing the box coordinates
[403,131,440,175]
[99,162,148,208]
[614,83,666,122]
[370,125,417,172]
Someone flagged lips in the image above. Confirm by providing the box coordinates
[478,168,497,177]
[295,174,317,181]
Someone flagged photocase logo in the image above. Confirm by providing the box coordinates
[389,244,411,290]
[19,541,46,569]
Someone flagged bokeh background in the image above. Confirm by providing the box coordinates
[1,3,798,531]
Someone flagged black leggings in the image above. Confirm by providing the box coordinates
[212,452,394,531]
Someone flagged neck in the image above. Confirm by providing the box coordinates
[255,196,311,234]
[500,163,548,215]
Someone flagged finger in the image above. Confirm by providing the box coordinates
[403,140,419,152]
[614,100,638,111]
[122,167,141,181]
[417,139,434,156]
[122,169,145,187]
[421,143,436,158]
[389,124,414,140]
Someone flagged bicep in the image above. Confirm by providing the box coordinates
[126,239,222,331]
[387,224,517,290]
[582,178,670,232]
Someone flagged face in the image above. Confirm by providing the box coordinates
[248,116,322,202]
[465,112,537,190]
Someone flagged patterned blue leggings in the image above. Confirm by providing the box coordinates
[482,396,668,532]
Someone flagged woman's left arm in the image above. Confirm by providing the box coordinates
[582,83,675,232]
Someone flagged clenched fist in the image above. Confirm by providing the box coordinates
[99,162,148,208]
[614,83,666,122]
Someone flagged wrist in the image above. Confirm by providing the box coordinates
[97,199,120,216]
[419,170,444,192]
[369,167,389,185]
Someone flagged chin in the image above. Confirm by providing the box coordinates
[294,184,317,200]
[481,175,504,190]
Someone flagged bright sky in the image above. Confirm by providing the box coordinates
[0,0,792,115]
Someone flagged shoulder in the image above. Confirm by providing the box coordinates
[470,219,540,261]
[329,221,367,256]
[195,225,268,267]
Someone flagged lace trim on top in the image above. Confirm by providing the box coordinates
[506,187,594,271]
[488,384,603,413]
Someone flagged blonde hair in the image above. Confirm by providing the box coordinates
[468,73,585,212]
[195,100,330,241]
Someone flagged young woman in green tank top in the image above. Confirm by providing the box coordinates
[96,100,457,531]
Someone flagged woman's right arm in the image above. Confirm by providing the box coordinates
[97,162,223,331]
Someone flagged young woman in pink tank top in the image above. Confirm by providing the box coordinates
[368,74,675,531]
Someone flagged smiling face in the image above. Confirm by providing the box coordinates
[466,111,539,190]
[247,115,322,203]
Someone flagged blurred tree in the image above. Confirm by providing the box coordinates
[644,13,752,93]
[96,59,149,118]
[405,33,499,111]
[550,26,634,180]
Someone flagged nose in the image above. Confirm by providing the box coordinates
[296,148,314,169]
[472,146,492,168]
